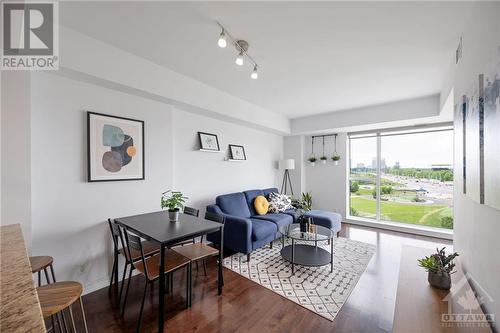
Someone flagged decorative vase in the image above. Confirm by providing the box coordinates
[428,271,451,290]
[300,216,311,232]
[168,209,179,222]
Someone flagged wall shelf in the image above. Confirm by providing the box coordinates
[199,149,222,153]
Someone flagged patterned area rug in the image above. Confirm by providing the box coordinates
[223,237,376,321]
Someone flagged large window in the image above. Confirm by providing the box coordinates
[349,126,454,230]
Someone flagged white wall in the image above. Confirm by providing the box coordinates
[451,2,500,321]
[30,72,175,292]
[172,110,283,210]
[27,72,283,293]
[1,72,32,247]
[304,134,348,217]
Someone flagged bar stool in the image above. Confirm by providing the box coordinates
[30,256,56,286]
[37,281,88,333]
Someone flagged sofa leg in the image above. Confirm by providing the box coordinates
[270,241,273,249]
[337,231,340,238]
[328,239,330,245]
[247,253,251,262]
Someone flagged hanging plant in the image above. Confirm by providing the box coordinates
[320,136,327,164]
[308,137,316,166]
[332,134,341,165]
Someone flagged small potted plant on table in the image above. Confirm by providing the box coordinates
[418,247,459,290]
[161,190,188,222]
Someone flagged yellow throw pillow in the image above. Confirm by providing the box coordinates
[254,195,270,215]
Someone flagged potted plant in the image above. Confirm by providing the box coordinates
[308,156,317,167]
[418,247,459,290]
[331,154,341,166]
[320,156,328,164]
[292,192,313,232]
[161,190,188,222]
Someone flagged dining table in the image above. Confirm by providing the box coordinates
[115,210,224,333]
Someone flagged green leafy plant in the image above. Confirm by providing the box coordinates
[308,156,317,163]
[331,154,341,161]
[320,156,328,161]
[161,190,188,212]
[418,247,459,275]
[301,192,313,211]
[441,216,454,229]
[350,181,360,193]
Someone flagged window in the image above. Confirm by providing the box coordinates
[348,126,454,230]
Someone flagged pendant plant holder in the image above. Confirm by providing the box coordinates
[331,134,341,165]
[320,136,327,164]
[308,137,317,166]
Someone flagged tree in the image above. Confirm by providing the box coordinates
[350,181,360,193]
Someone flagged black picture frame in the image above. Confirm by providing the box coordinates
[87,111,145,182]
[198,131,220,151]
[229,144,246,160]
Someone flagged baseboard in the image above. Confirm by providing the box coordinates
[83,268,141,296]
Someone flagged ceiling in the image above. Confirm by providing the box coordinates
[60,1,472,119]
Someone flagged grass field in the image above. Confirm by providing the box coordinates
[350,197,452,229]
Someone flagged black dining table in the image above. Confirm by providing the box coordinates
[115,210,224,333]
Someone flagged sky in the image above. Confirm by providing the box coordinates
[350,130,454,169]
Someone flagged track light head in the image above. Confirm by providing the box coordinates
[251,65,258,79]
[235,51,244,66]
[217,29,227,48]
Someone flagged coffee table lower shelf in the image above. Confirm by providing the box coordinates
[281,244,333,274]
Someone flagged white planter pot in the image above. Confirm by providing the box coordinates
[333,160,339,166]
[310,162,315,167]
[321,160,327,164]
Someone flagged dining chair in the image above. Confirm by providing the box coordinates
[107,219,159,314]
[124,231,191,333]
[173,211,225,286]
[37,281,88,333]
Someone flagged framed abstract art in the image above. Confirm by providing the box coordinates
[229,144,246,160]
[87,112,145,182]
[198,132,220,151]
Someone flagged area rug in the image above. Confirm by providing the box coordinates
[222,237,376,321]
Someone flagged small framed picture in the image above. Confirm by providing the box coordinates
[87,112,145,182]
[198,132,220,151]
[229,144,246,160]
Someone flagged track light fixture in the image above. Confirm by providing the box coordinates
[235,51,244,66]
[216,22,260,80]
[251,65,258,79]
[217,29,227,48]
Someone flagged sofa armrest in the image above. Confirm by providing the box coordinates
[206,205,252,254]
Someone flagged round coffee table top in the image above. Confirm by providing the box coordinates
[279,223,332,242]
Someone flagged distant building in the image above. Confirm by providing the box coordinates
[432,164,452,171]
[356,163,365,169]
[394,161,400,169]
[371,157,386,170]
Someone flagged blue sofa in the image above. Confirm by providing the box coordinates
[206,188,294,260]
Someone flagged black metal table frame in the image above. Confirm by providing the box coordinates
[116,217,224,333]
[281,232,334,274]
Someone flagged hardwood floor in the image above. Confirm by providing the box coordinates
[77,224,451,332]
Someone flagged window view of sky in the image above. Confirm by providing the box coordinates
[350,130,454,169]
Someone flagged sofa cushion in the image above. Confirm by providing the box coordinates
[252,213,293,230]
[254,196,269,215]
[305,210,342,234]
[243,189,264,216]
[268,192,293,213]
[216,192,251,218]
[250,219,277,241]
[262,188,279,197]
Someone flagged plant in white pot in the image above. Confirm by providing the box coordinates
[320,156,328,164]
[331,154,341,165]
[308,156,317,167]
[418,247,459,290]
[161,190,188,222]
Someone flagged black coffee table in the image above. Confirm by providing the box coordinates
[279,223,334,274]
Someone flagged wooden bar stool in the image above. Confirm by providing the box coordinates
[30,256,56,286]
[37,281,88,333]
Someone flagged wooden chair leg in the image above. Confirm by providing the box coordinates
[50,264,57,282]
[44,268,51,284]
[136,281,148,333]
[38,271,41,287]
[79,297,89,333]
[69,304,77,333]
[202,259,207,276]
